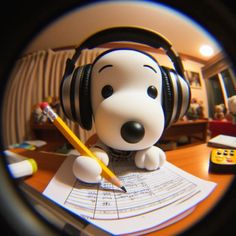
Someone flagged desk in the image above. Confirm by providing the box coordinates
[160,119,208,144]
[21,143,233,235]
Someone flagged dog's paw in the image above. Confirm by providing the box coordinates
[90,147,109,166]
[72,156,102,183]
[134,146,166,170]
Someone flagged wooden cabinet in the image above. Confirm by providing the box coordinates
[158,119,209,150]
[31,123,67,142]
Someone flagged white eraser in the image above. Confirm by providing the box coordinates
[8,159,38,178]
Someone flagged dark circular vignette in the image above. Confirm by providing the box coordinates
[0,0,235,235]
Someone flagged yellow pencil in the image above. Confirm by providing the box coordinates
[40,102,126,192]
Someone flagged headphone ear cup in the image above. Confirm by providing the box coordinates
[77,64,93,130]
[60,64,93,130]
[60,67,75,122]
[161,66,191,128]
[161,67,173,128]
[176,71,191,120]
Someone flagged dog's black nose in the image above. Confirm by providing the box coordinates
[121,121,145,143]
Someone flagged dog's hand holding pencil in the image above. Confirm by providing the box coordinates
[40,102,126,192]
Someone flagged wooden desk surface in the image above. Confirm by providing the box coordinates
[21,143,234,235]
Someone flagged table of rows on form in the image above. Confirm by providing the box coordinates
[64,160,201,220]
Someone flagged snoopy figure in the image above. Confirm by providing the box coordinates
[72,49,166,183]
[60,27,190,184]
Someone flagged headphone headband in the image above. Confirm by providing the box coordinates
[66,26,185,78]
[60,26,191,130]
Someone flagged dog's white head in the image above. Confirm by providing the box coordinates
[91,49,165,151]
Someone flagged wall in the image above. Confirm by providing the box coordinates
[183,59,208,117]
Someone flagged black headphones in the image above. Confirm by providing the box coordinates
[60,26,191,130]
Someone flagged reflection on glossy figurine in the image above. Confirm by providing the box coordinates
[60,27,191,183]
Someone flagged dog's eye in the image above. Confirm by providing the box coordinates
[102,85,113,98]
[147,86,158,99]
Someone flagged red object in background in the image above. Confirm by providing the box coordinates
[208,120,236,137]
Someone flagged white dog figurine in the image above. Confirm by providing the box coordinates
[73,49,166,183]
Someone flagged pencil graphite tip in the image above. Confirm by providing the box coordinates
[120,186,127,193]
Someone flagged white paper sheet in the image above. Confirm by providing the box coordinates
[43,155,217,235]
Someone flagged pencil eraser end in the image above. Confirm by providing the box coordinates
[39,102,49,110]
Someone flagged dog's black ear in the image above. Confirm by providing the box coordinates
[161,66,190,128]
[60,64,93,130]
